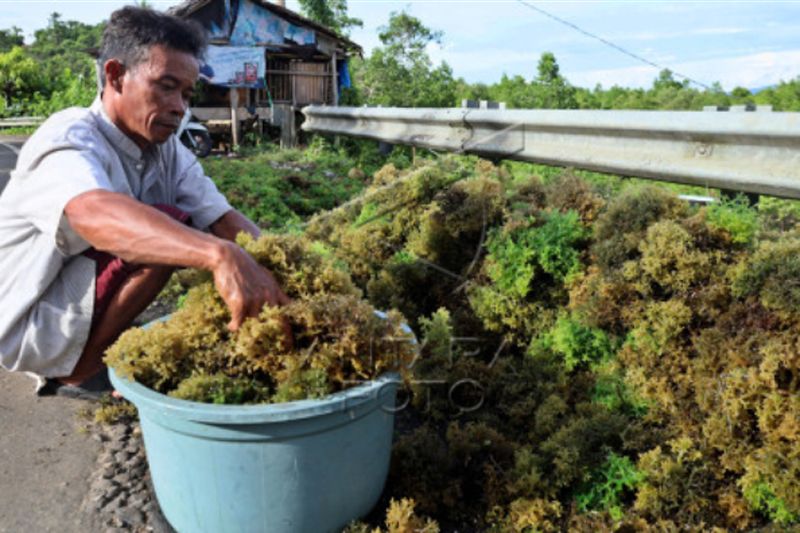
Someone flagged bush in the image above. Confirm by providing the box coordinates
[706,195,759,245]
[202,147,364,228]
[28,66,96,116]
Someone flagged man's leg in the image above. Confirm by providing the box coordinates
[59,204,191,387]
[59,264,174,386]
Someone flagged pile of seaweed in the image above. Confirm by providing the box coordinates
[105,233,417,404]
[303,156,800,531]
[106,154,800,530]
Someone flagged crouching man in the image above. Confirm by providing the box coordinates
[0,7,288,399]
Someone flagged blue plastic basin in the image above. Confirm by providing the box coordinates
[109,368,400,533]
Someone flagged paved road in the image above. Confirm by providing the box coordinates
[0,139,24,195]
[0,370,102,533]
[0,137,105,531]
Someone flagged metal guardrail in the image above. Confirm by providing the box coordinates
[302,106,800,199]
[0,117,44,128]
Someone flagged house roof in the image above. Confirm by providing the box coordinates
[167,0,362,54]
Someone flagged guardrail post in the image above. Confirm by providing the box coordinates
[462,99,506,110]
[274,104,296,149]
[704,104,770,205]
[230,89,241,148]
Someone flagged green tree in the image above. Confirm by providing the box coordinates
[29,12,103,88]
[376,11,442,64]
[453,54,794,113]
[29,66,97,116]
[574,84,600,108]
[0,46,41,110]
[456,79,491,103]
[478,53,577,110]
[652,69,687,91]
[354,11,456,107]
[533,51,577,109]
[536,51,561,83]
[490,73,537,109]
[696,81,732,109]
[0,13,104,116]
[755,78,800,111]
[0,27,24,53]
[297,0,363,36]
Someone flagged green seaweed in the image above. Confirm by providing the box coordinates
[531,313,616,371]
[575,451,644,520]
[706,195,760,245]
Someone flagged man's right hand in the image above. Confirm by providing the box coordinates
[212,241,291,332]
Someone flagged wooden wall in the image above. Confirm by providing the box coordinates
[263,56,333,106]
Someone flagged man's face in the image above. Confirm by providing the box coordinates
[113,45,199,148]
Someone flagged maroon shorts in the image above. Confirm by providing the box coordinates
[81,204,190,326]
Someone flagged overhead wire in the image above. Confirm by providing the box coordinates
[515,0,714,90]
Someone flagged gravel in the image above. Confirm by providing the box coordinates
[82,420,176,533]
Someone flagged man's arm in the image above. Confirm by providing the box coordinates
[64,190,287,330]
[209,209,261,241]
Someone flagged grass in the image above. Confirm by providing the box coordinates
[201,143,367,230]
[0,125,37,136]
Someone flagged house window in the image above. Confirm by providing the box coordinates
[262,56,333,106]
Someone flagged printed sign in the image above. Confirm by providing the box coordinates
[201,45,266,88]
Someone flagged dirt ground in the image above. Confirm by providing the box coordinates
[0,370,103,533]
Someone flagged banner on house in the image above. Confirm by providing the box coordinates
[229,0,315,46]
[201,45,266,88]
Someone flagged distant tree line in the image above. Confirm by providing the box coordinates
[0,13,101,117]
[1,7,799,119]
[344,10,800,112]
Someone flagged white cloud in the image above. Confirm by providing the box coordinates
[566,49,800,90]
[695,26,749,36]
[604,26,750,42]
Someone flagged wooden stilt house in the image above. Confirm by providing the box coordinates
[168,0,361,147]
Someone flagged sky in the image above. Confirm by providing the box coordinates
[2,0,799,91]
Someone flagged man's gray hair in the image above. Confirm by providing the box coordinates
[98,6,208,86]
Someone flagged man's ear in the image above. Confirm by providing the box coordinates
[104,59,125,93]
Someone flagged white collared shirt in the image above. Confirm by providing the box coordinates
[0,98,231,377]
